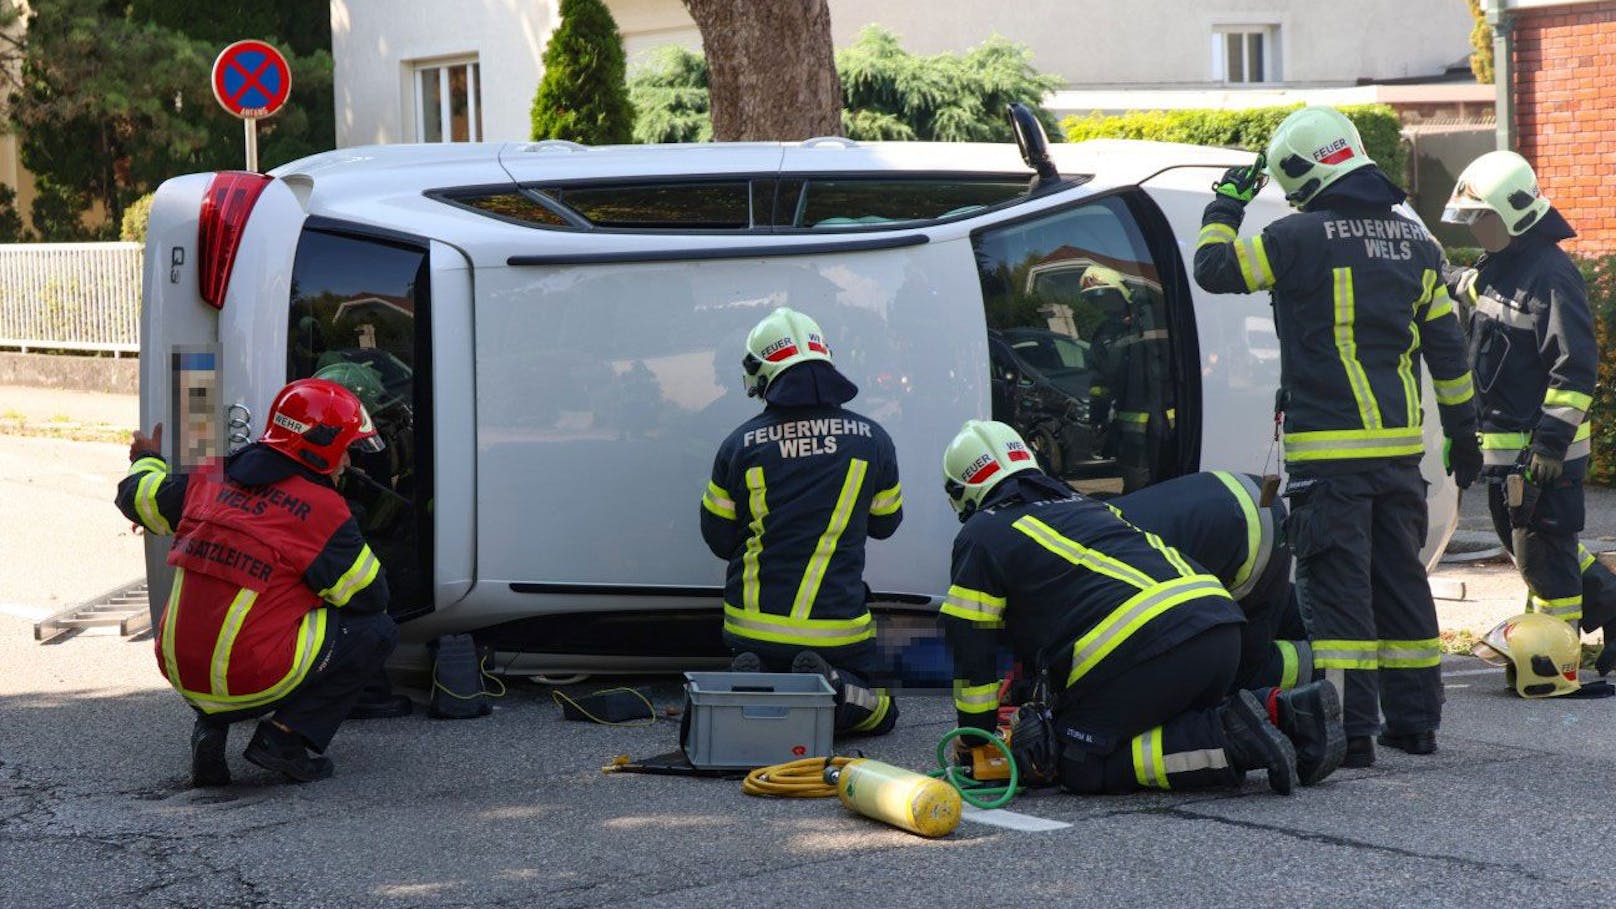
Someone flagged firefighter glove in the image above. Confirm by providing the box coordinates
[1528,450,1564,486]
[1213,153,1268,204]
[1444,265,1480,306]
[1445,433,1482,490]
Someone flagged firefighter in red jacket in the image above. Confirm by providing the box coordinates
[116,379,402,786]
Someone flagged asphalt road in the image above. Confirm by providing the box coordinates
[5,387,1616,907]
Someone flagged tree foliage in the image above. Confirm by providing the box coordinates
[530,0,634,144]
[629,26,1061,144]
[0,0,334,241]
[1063,104,1409,186]
[1466,0,1494,85]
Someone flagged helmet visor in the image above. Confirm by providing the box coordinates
[350,434,385,454]
[1471,640,1510,668]
[1441,204,1484,225]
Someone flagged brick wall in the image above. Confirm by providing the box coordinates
[1511,1,1616,255]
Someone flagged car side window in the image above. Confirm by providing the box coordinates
[972,194,1179,496]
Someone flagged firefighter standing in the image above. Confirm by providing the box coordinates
[1113,471,1315,693]
[116,379,404,786]
[940,420,1344,794]
[1441,151,1616,657]
[1083,266,1172,491]
[1193,106,1482,768]
[700,307,903,735]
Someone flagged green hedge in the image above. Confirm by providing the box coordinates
[1062,104,1407,186]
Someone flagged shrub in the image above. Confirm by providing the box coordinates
[530,0,634,144]
[1062,104,1408,186]
[120,192,155,243]
[1583,255,1616,484]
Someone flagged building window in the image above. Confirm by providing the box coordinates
[1213,27,1275,84]
[415,59,482,142]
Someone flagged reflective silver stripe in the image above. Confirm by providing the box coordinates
[1161,747,1230,776]
[1140,329,1169,341]
[721,606,872,642]
[1133,727,1166,788]
[1474,292,1535,330]
[1213,471,1273,599]
[1283,430,1423,457]
[1068,576,1227,685]
[953,681,1000,712]
[843,682,879,712]
[1483,447,1523,466]
[1567,438,1592,461]
[1545,405,1587,426]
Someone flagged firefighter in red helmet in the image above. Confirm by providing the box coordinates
[117,378,408,787]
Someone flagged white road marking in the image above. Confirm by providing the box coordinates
[960,805,1071,831]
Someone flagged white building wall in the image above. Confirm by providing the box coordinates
[332,0,557,146]
[331,0,1478,147]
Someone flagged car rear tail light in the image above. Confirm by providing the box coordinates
[197,171,272,308]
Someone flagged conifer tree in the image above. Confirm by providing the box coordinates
[530,0,634,144]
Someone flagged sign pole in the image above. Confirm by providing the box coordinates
[244,118,259,173]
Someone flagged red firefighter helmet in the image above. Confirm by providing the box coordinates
[260,378,383,474]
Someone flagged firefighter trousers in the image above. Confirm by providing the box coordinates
[1231,548,1313,692]
[1287,463,1441,739]
[1486,476,1600,630]
[196,609,399,751]
[1055,623,1244,793]
[724,633,897,735]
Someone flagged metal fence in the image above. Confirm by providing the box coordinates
[0,242,143,354]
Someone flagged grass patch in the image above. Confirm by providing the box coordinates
[0,416,128,444]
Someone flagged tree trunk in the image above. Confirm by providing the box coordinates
[682,0,842,141]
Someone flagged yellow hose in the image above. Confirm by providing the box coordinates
[741,756,854,798]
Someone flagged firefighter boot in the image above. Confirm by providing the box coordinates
[1343,736,1375,768]
[1598,622,1616,677]
[1269,681,1345,785]
[244,722,334,783]
[791,650,841,693]
[1377,730,1437,755]
[190,717,231,788]
[1219,690,1298,795]
[729,651,764,673]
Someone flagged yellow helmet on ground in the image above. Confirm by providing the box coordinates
[1265,106,1375,208]
[942,420,1039,518]
[1441,150,1551,237]
[1472,612,1582,698]
[742,307,833,398]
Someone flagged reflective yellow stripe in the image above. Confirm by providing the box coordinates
[129,456,168,476]
[849,692,892,732]
[792,459,868,619]
[1482,423,1591,450]
[742,467,768,612]
[1014,515,1156,589]
[869,482,903,517]
[1132,727,1169,789]
[1067,575,1229,686]
[1378,638,1443,670]
[1581,544,1597,573]
[1333,267,1381,430]
[186,609,329,713]
[1142,531,1196,578]
[1210,471,1270,597]
[1283,426,1424,462]
[1250,236,1275,287]
[953,680,1000,715]
[159,568,185,692]
[1545,389,1593,412]
[1530,594,1582,621]
[702,480,736,520]
[1398,312,1420,429]
[1276,640,1300,689]
[1314,638,1379,670]
[1433,373,1475,406]
[1425,285,1455,322]
[722,603,874,647]
[318,545,381,608]
[1197,222,1237,246]
[208,588,258,696]
[941,584,1007,623]
[1115,411,1150,424]
[133,469,173,535]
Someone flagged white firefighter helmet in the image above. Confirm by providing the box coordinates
[1441,150,1551,237]
[742,307,833,397]
[942,420,1039,518]
[1472,612,1582,698]
[1265,106,1375,208]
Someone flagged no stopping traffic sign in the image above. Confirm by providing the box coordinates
[212,40,291,119]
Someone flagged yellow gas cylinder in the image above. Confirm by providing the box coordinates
[827,758,962,837]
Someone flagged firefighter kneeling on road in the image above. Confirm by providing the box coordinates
[701,307,903,736]
[939,420,1345,795]
[1442,151,1616,667]
[116,379,408,787]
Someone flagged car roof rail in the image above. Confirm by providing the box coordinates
[518,139,589,153]
[800,136,858,149]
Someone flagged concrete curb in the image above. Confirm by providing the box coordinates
[0,351,139,393]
